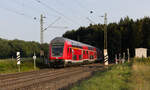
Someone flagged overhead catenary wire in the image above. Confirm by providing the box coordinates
[45,0,84,27]
[70,0,97,24]
[50,0,96,26]
[0,7,34,20]
[86,17,96,24]
[44,17,62,31]
[8,0,39,14]
[8,0,58,20]
[33,0,80,25]
[72,0,90,12]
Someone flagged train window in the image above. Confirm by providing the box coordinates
[79,55,82,60]
[86,51,88,54]
[52,45,64,57]
[70,48,72,53]
[73,55,77,60]
[90,55,94,59]
[83,50,85,54]
[67,48,69,53]
[94,52,96,56]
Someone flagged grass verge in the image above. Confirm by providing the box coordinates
[72,63,131,90]
[130,58,150,90]
[0,58,48,74]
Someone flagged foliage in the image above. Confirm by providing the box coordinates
[63,16,150,62]
[0,58,49,74]
[0,38,49,59]
[0,59,37,74]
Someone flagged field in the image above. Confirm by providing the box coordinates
[0,58,48,74]
[130,58,150,90]
[72,58,150,90]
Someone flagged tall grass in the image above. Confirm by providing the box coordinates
[0,59,18,73]
[133,57,150,64]
[0,58,44,74]
[72,58,150,90]
[72,63,131,90]
[130,58,150,90]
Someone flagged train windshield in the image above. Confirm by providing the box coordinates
[52,45,64,57]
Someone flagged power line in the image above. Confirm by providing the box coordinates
[40,14,68,44]
[8,0,58,19]
[46,0,84,26]
[71,0,98,25]
[53,0,95,26]
[33,0,80,25]
[8,0,39,14]
[44,17,61,31]
[0,7,34,20]
[86,17,96,24]
[72,0,89,12]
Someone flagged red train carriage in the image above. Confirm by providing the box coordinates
[49,37,101,67]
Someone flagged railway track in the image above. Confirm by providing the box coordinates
[0,64,108,90]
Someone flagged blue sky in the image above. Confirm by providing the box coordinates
[0,0,149,43]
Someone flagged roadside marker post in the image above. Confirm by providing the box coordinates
[104,49,108,65]
[16,52,21,72]
[33,53,37,70]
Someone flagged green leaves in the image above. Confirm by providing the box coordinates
[63,16,150,61]
[0,39,49,59]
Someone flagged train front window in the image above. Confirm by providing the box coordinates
[52,45,64,57]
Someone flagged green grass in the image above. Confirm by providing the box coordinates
[72,58,150,90]
[0,58,47,74]
[72,63,131,90]
[130,58,150,90]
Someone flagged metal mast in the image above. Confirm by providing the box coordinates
[102,13,108,65]
[104,13,107,49]
[40,14,67,44]
[40,14,45,44]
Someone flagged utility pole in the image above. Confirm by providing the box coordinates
[40,14,46,44]
[104,13,107,49]
[102,13,108,65]
[40,14,67,44]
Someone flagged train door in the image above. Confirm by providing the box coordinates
[79,49,82,61]
[94,52,97,59]
[72,49,77,61]
[67,48,72,60]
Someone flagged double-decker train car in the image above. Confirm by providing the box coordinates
[49,37,102,67]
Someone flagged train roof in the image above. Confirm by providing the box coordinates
[51,37,95,49]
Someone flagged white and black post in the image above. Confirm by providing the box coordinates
[104,49,108,65]
[16,52,21,72]
[103,13,108,65]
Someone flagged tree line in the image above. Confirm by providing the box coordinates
[0,38,49,59]
[63,16,150,62]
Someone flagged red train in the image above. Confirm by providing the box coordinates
[49,37,102,67]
